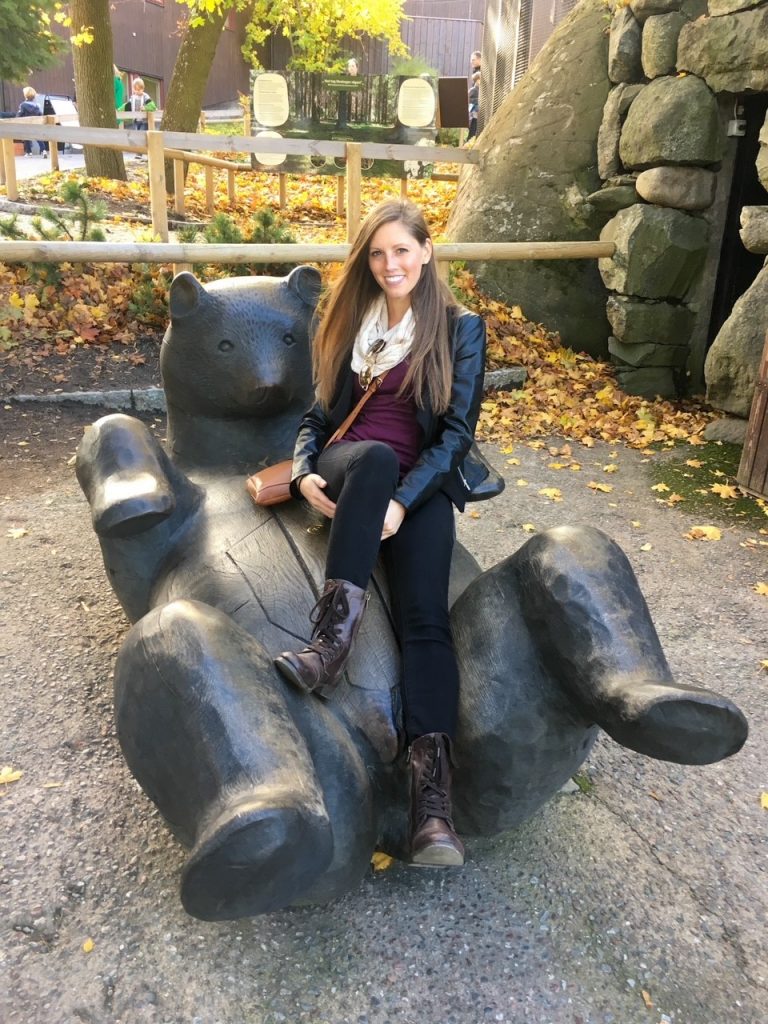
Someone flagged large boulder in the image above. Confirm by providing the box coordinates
[677,9,768,93]
[641,12,688,79]
[705,262,768,416]
[619,75,722,170]
[448,0,612,356]
[599,205,709,299]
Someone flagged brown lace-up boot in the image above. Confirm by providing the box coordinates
[274,579,368,700]
[409,733,465,867]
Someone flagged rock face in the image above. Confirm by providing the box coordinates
[678,9,768,93]
[606,294,695,344]
[705,263,768,416]
[619,75,722,169]
[447,0,612,356]
[740,206,768,254]
[609,7,643,83]
[641,12,688,79]
[635,166,717,210]
[599,204,709,299]
[758,119,768,192]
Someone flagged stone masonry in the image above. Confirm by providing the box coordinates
[596,0,768,405]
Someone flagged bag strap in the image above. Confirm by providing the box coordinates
[325,370,388,448]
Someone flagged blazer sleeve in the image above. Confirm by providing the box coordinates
[393,310,486,513]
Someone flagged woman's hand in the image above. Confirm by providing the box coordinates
[381,500,406,540]
[299,473,337,518]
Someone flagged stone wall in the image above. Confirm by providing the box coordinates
[595,0,768,405]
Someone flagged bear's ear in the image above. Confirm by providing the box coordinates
[169,272,207,320]
[287,265,322,309]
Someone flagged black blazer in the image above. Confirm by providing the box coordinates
[290,306,487,513]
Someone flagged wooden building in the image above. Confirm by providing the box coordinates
[1,0,486,116]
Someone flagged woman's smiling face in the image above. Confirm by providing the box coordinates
[367,220,432,318]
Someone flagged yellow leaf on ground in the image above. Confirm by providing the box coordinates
[651,482,670,493]
[83,938,94,953]
[684,525,722,541]
[588,481,613,493]
[468,510,481,519]
[538,488,563,501]
[631,520,641,527]
[7,527,28,539]
[711,483,739,499]
[685,459,703,468]
[666,493,685,505]
[641,990,654,1009]
[0,765,23,785]
[754,582,768,596]
[516,479,529,487]
[603,464,618,473]
[761,660,768,671]
[521,523,537,532]
[506,457,520,465]
[371,851,394,871]
[761,793,768,810]
[639,543,652,551]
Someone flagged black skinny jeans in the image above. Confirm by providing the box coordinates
[316,440,460,742]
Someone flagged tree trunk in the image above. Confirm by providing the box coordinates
[161,5,233,192]
[69,0,126,181]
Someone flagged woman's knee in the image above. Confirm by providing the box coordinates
[349,441,399,481]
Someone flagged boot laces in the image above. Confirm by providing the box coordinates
[308,585,349,650]
[416,744,452,824]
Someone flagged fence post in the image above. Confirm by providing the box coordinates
[400,177,408,201]
[173,158,185,215]
[46,116,59,172]
[345,142,362,243]
[2,138,17,201]
[227,168,236,206]
[146,130,168,241]
[279,172,287,210]
[336,174,344,216]
[205,165,215,216]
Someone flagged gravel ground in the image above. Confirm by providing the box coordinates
[1,401,766,1024]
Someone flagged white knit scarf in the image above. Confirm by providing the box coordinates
[350,295,415,381]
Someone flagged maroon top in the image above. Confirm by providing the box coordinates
[343,359,423,477]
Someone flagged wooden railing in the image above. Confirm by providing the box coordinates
[0,120,478,244]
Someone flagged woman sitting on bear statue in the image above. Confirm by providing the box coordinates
[275,199,489,869]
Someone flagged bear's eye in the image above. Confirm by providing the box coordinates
[218,339,234,352]
[282,332,296,347]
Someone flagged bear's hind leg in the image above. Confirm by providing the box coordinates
[115,599,335,920]
[514,525,748,765]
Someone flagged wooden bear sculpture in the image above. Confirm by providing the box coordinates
[76,268,748,921]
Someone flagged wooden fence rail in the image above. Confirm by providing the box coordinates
[0,240,616,265]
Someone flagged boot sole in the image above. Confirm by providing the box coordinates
[411,844,465,867]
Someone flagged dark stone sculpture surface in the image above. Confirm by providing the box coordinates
[76,269,748,921]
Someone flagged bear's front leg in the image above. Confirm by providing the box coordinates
[115,599,376,920]
[76,413,196,538]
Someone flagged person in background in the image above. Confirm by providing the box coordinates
[346,58,359,76]
[16,87,47,156]
[470,50,481,75]
[125,77,155,133]
[113,66,125,113]
[467,71,480,141]
[275,199,491,868]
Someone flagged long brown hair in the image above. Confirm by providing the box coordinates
[312,200,456,414]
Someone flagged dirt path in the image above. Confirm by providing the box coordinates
[1,403,766,1024]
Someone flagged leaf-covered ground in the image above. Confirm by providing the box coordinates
[1,164,766,525]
